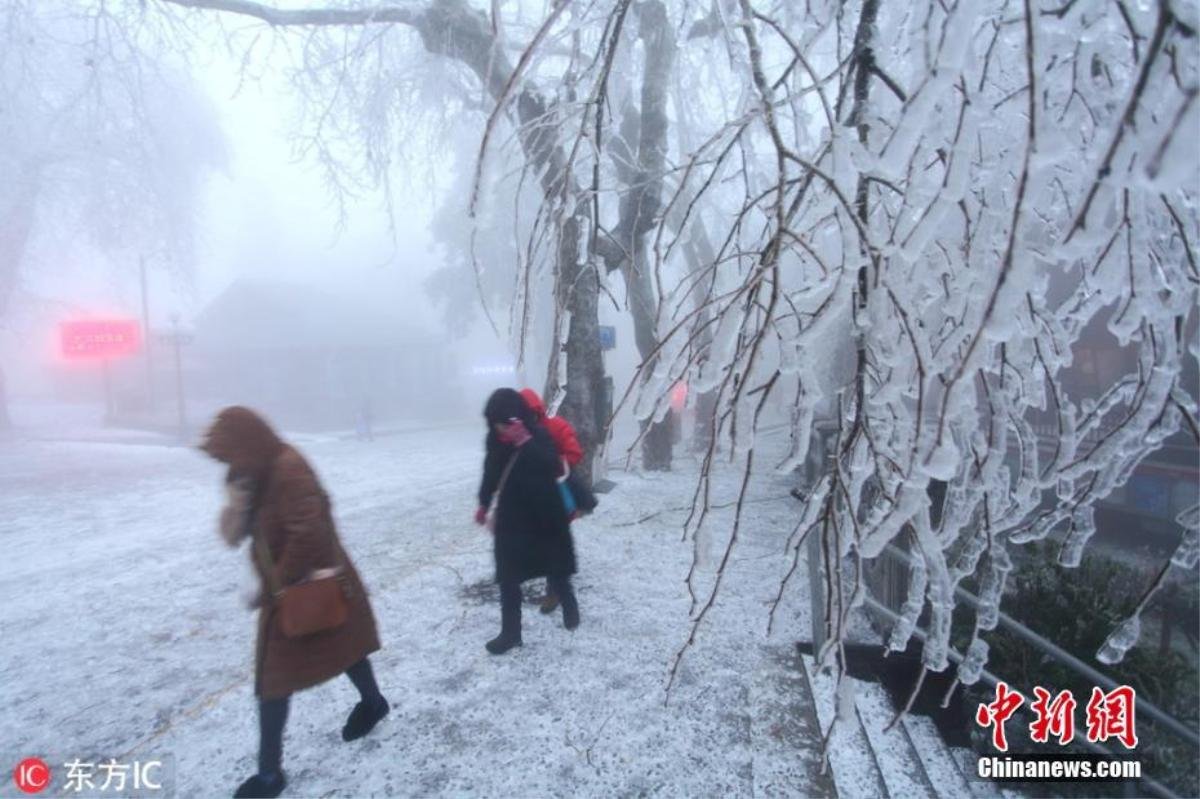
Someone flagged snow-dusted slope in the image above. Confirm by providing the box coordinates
[0,423,833,797]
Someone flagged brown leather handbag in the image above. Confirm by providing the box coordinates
[277,568,349,637]
[254,534,349,638]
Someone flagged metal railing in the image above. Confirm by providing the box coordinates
[799,424,1199,799]
[873,541,1200,750]
[859,593,1181,799]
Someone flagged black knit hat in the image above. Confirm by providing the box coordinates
[484,388,535,427]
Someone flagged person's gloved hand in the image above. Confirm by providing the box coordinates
[474,506,488,526]
[497,418,532,447]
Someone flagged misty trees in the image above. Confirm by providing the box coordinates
[158,0,698,473]
[151,0,1198,746]
[0,1,224,427]
[624,0,1199,733]
[157,0,615,482]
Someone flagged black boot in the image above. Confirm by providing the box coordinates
[233,772,286,799]
[342,696,390,741]
[238,697,289,798]
[343,658,389,741]
[487,582,523,654]
[550,576,580,630]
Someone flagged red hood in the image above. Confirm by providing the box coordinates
[519,388,547,420]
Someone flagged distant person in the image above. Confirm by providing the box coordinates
[474,388,580,653]
[519,388,583,467]
[518,388,597,614]
[201,406,389,799]
[356,399,374,442]
[519,388,597,518]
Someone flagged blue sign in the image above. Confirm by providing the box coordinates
[599,325,616,351]
[1128,473,1171,518]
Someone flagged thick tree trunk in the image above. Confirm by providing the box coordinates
[682,222,719,453]
[604,0,677,471]
[0,166,39,316]
[410,0,608,483]
[557,219,606,485]
[624,252,673,470]
[0,164,42,431]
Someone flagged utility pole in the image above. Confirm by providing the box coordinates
[101,358,114,424]
[158,313,193,441]
[139,257,154,411]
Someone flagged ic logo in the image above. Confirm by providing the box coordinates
[13,758,51,794]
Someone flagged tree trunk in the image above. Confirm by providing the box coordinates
[557,217,606,485]
[411,0,608,482]
[159,0,610,484]
[0,163,42,431]
[681,219,718,453]
[604,0,677,471]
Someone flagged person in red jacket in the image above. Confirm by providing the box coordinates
[519,388,583,468]
[519,388,584,614]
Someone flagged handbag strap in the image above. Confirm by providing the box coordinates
[490,449,522,512]
[252,529,282,598]
[251,494,346,599]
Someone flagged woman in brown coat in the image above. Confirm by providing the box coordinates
[201,406,388,799]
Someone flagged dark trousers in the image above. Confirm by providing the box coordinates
[257,657,382,774]
[498,576,577,636]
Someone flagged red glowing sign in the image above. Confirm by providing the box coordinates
[60,320,142,361]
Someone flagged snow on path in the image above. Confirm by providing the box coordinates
[0,425,822,797]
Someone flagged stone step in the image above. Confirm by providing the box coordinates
[797,647,1032,799]
[799,653,889,799]
[901,715,977,799]
[750,644,838,799]
[854,679,938,799]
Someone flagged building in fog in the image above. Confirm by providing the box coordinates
[192,279,461,430]
[1027,302,1199,558]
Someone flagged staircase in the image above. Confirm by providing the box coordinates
[748,641,1019,799]
[792,649,1017,799]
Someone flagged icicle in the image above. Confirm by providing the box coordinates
[922,594,953,672]
[949,525,988,583]
[956,637,990,686]
[1058,505,1096,568]
[922,438,960,481]
[1011,508,1067,544]
[776,400,816,475]
[1096,615,1142,666]
[1172,504,1200,569]
[888,556,928,652]
[975,552,1011,632]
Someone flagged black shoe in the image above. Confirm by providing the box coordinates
[485,633,523,654]
[342,696,390,742]
[233,771,286,799]
[562,603,580,631]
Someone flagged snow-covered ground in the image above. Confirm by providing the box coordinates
[0,417,836,797]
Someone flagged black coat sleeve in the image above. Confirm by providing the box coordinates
[520,424,564,478]
[478,431,510,509]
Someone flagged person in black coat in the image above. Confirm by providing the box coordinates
[474,388,580,654]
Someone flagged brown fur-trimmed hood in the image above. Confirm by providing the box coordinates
[199,406,285,477]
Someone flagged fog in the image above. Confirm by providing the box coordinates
[2,1,1197,797]
[3,23,487,433]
